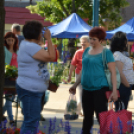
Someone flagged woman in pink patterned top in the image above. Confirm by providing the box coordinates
[68,35,90,115]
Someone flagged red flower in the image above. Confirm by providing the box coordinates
[1,128,44,134]
[37,130,45,134]
[76,34,79,38]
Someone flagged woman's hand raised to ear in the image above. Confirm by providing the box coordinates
[33,28,55,62]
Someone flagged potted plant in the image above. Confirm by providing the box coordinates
[5,64,18,79]
[48,63,64,92]
[4,64,18,91]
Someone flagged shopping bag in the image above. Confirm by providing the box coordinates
[99,102,132,134]
[41,90,50,111]
[64,94,79,120]
[44,90,50,105]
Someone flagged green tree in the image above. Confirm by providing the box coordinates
[0,0,5,127]
[26,0,129,30]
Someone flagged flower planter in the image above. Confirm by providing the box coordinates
[64,114,78,120]
[48,80,59,92]
[4,77,16,87]
[4,77,16,94]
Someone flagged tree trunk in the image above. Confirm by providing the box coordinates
[0,0,5,128]
[72,0,76,13]
[68,38,76,60]
[30,0,32,4]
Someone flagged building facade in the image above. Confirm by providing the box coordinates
[4,0,52,33]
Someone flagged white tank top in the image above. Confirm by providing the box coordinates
[114,51,134,84]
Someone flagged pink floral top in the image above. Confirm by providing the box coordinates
[10,53,18,68]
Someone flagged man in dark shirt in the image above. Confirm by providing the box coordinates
[11,23,24,47]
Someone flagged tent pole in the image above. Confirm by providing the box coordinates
[61,39,63,62]
[92,0,100,27]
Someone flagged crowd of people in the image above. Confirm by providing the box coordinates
[3,20,134,134]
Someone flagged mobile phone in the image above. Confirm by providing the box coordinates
[42,27,47,34]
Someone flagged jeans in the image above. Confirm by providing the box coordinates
[16,84,44,134]
[3,94,14,121]
[82,87,108,134]
[115,83,132,111]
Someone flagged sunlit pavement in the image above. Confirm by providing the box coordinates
[3,84,134,133]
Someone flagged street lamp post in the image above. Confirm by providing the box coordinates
[30,0,32,4]
[92,0,100,27]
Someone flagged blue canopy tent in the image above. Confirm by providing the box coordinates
[106,17,134,41]
[46,13,92,38]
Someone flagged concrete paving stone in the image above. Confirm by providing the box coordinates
[42,108,64,114]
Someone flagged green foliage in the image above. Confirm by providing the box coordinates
[5,65,18,78]
[62,39,69,46]
[50,63,64,86]
[67,99,77,114]
[99,0,129,30]
[26,0,129,30]
[51,38,62,46]
[106,39,110,45]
